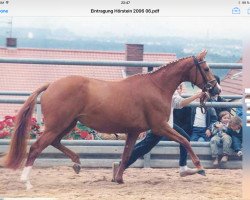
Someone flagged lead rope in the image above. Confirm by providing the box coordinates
[199,92,209,114]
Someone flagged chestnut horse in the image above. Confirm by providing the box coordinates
[4,50,221,189]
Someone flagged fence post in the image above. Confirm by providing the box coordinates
[36,103,42,125]
[143,152,151,168]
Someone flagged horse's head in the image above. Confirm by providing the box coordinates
[191,50,221,96]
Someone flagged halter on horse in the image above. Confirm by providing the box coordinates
[192,56,218,113]
[3,50,221,189]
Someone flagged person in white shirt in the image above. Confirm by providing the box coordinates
[190,96,218,142]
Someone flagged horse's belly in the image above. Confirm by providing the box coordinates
[78,113,148,134]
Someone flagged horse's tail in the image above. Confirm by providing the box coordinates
[4,83,50,169]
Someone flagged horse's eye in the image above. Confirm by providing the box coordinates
[204,68,209,72]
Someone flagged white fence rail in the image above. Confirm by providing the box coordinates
[0,140,242,169]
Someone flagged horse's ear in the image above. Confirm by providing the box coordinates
[197,49,207,60]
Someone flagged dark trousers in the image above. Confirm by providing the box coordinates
[190,126,210,142]
[126,124,190,168]
[231,135,242,152]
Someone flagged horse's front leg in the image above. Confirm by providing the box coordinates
[115,132,139,184]
[153,122,205,175]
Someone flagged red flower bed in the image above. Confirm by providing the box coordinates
[0,115,101,140]
[0,115,41,139]
[0,116,15,139]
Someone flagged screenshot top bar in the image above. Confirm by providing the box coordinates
[0,0,250,17]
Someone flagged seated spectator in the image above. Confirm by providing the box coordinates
[209,111,232,166]
[226,116,242,157]
[191,75,229,142]
[190,100,217,142]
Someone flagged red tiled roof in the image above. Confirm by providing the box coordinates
[220,69,242,95]
[0,47,177,117]
[220,59,242,95]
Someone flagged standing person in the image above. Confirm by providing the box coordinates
[173,84,192,136]
[112,84,204,181]
[209,111,232,166]
[226,116,242,157]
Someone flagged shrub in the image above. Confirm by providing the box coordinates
[0,116,101,140]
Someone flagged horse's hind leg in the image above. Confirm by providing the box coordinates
[20,130,59,190]
[51,120,81,174]
[115,132,139,184]
[52,141,81,174]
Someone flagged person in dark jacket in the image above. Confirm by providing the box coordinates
[209,75,231,116]
[174,107,192,136]
[226,115,242,156]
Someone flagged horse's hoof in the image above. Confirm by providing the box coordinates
[73,163,81,174]
[116,179,124,184]
[197,169,206,176]
[112,177,124,184]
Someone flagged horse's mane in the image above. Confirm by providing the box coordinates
[148,55,193,75]
[128,56,193,78]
